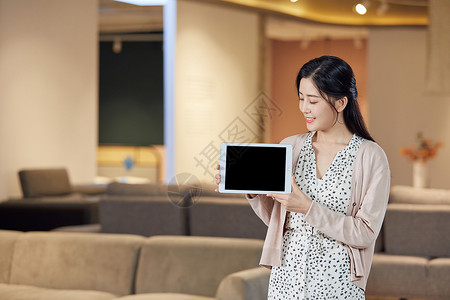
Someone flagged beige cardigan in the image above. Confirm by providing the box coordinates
[246,132,390,290]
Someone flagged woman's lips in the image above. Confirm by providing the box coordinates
[306,117,315,123]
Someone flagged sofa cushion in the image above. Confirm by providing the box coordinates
[9,231,144,296]
[390,185,450,205]
[0,283,116,300]
[99,197,186,236]
[117,293,214,300]
[0,230,23,283]
[135,236,263,297]
[106,182,169,196]
[189,197,267,239]
[427,258,450,299]
[18,169,72,197]
[383,203,450,257]
[366,254,428,298]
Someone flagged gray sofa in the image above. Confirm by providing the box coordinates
[56,182,266,239]
[366,185,450,300]
[0,230,269,300]
[55,183,450,299]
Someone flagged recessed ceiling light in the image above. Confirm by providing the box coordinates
[290,0,299,3]
[113,0,167,6]
[355,3,368,15]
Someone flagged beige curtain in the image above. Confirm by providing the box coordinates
[426,0,450,95]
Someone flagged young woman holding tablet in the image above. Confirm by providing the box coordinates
[215,55,390,299]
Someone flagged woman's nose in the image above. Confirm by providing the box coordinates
[300,101,310,113]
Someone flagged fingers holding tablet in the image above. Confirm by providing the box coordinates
[267,176,312,214]
[214,164,221,192]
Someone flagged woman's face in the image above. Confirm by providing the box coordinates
[298,77,337,132]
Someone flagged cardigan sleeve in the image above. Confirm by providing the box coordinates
[303,143,390,249]
[246,194,275,226]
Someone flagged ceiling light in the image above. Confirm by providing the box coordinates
[113,0,167,6]
[290,0,299,2]
[355,3,368,15]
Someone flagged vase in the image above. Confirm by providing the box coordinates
[413,160,429,188]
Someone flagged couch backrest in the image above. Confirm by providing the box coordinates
[99,196,187,236]
[135,235,263,297]
[106,182,244,199]
[390,185,450,205]
[189,197,267,239]
[195,183,246,198]
[384,203,450,257]
[18,168,72,197]
[0,230,23,283]
[106,182,169,196]
[9,231,144,296]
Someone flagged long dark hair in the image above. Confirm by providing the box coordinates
[296,55,374,142]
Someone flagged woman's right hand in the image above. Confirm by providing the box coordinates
[214,164,221,192]
[214,164,256,198]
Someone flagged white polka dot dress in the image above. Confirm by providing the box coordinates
[268,131,365,300]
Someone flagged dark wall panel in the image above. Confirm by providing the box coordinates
[99,41,164,146]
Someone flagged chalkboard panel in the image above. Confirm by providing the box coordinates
[99,41,164,146]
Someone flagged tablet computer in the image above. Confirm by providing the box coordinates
[218,143,293,194]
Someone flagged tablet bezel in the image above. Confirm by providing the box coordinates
[218,142,293,194]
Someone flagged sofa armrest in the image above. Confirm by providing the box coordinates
[216,267,270,300]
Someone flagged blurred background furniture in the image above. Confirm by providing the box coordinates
[54,182,266,239]
[9,178,450,299]
[53,183,450,299]
[189,196,267,239]
[0,230,268,300]
[0,200,99,232]
[96,145,164,184]
[18,168,107,198]
[0,168,106,231]
[366,185,450,300]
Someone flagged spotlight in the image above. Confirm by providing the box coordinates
[355,0,371,15]
[290,0,299,2]
[355,3,368,15]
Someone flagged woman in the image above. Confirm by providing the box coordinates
[215,55,390,299]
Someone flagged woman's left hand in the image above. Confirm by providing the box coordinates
[267,176,312,214]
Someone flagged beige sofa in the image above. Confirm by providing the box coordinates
[0,230,270,300]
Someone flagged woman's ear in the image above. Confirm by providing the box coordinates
[335,97,348,113]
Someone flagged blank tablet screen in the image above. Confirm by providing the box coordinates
[225,146,286,192]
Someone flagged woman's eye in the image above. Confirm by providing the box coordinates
[299,98,304,101]
[310,102,317,104]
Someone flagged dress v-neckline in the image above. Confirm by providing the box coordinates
[313,150,340,180]
[310,132,355,180]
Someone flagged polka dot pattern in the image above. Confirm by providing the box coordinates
[268,131,365,299]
